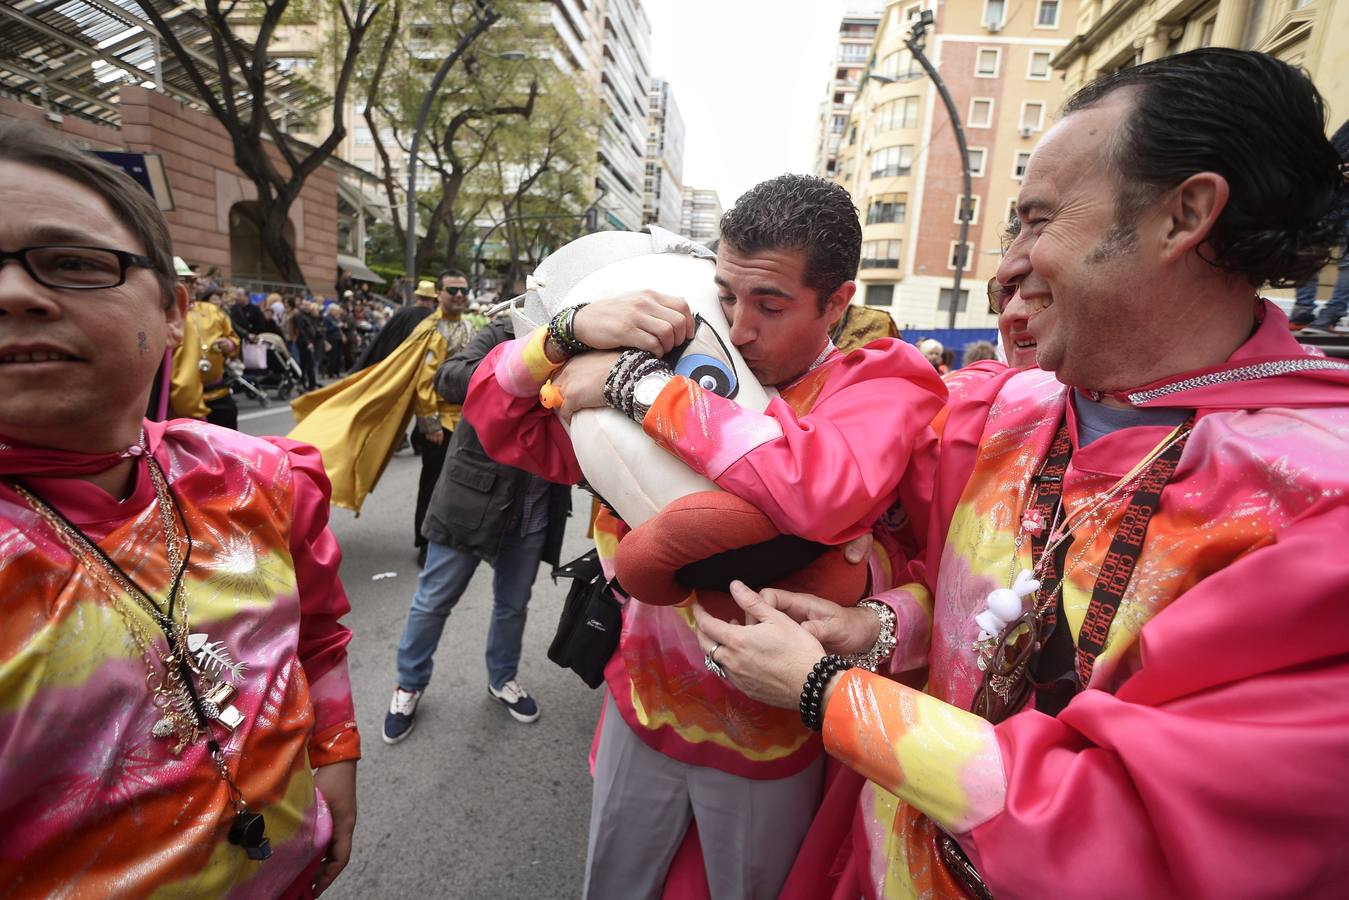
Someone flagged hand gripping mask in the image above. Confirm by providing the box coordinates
[514,227,867,621]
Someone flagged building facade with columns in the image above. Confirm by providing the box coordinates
[1055,0,1346,123]
[832,0,1079,330]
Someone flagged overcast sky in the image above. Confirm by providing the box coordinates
[646,0,862,208]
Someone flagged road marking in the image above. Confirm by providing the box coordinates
[238,406,294,422]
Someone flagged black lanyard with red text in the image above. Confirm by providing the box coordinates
[1023,414,1192,710]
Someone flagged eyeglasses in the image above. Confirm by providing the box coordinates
[0,245,156,290]
[440,286,470,296]
[987,277,1016,316]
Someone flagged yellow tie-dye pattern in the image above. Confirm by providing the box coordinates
[149,754,318,899]
[0,597,143,713]
[522,326,563,385]
[892,691,996,831]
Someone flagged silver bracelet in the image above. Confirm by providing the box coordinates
[841,599,897,672]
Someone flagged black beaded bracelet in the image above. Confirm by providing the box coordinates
[603,349,648,411]
[547,304,593,357]
[799,654,849,732]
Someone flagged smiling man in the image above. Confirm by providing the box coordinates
[462,174,946,898]
[688,49,1349,898]
[0,122,360,896]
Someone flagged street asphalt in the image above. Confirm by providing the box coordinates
[239,399,600,899]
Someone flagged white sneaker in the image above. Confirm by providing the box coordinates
[382,687,421,744]
[488,679,540,723]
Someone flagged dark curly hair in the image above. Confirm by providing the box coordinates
[718,174,862,311]
[1064,48,1348,287]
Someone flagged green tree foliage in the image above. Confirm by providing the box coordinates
[134,0,385,287]
[356,0,598,282]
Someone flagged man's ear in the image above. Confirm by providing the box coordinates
[1159,172,1229,264]
[822,281,856,328]
[165,281,189,349]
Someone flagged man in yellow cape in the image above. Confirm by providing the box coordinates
[289,273,474,535]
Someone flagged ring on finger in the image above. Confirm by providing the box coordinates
[704,643,727,679]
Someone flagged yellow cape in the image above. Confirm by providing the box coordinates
[288,312,459,514]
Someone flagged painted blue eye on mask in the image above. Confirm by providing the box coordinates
[676,353,737,397]
[668,315,740,399]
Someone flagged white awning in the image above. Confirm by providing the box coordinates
[337,254,385,285]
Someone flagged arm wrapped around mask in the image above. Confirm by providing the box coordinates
[602,349,674,421]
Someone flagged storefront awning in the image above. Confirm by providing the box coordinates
[337,254,385,285]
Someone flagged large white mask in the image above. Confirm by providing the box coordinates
[510,226,776,529]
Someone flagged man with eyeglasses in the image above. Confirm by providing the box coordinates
[0,121,360,895]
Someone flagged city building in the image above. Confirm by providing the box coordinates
[643,76,686,232]
[1056,0,1346,117]
[680,186,723,244]
[0,0,375,291]
[594,0,653,230]
[337,1,605,202]
[811,6,885,179]
[335,1,651,234]
[831,0,1078,330]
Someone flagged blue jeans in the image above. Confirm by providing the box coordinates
[1293,255,1349,324]
[395,528,549,692]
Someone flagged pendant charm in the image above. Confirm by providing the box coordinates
[202,681,245,732]
[1020,508,1046,536]
[228,811,272,861]
[189,633,247,683]
[152,717,174,738]
[973,569,1041,643]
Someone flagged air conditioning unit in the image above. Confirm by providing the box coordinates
[1018,126,1034,138]
[986,20,1003,32]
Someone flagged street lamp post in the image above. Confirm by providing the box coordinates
[401,11,514,302]
[904,10,974,330]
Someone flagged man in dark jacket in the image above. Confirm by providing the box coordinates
[383,315,571,743]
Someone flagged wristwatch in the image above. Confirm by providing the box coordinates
[631,371,673,420]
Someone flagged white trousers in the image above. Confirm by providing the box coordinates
[582,693,823,900]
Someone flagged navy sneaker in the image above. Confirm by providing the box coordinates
[488,679,540,723]
[382,687,421,744]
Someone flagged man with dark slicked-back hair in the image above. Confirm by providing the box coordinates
[463,173,947,898]
[687,49,1349,899]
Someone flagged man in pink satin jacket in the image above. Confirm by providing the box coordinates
[463,175,947,899]
[0,121,359,897]
[695,48,1349,899]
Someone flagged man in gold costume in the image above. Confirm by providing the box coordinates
[290,271,474,562]
[170,286,240,428]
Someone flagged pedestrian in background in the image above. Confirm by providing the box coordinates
[383,315,572,743]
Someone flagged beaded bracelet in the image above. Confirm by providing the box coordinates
[799,654,849,732]
[547,303,593,358]
[603,349,648,411]
[841,599,898,672]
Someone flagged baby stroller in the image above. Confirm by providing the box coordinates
[239,333,303,401]
[225,356,270,407]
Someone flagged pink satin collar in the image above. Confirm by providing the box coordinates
[0,421,166,478]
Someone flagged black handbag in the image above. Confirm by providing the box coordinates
[547,549,623,689]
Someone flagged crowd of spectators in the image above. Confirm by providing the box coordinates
[185,265,398,391]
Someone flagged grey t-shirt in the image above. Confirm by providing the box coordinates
[1072,391,1190,447]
